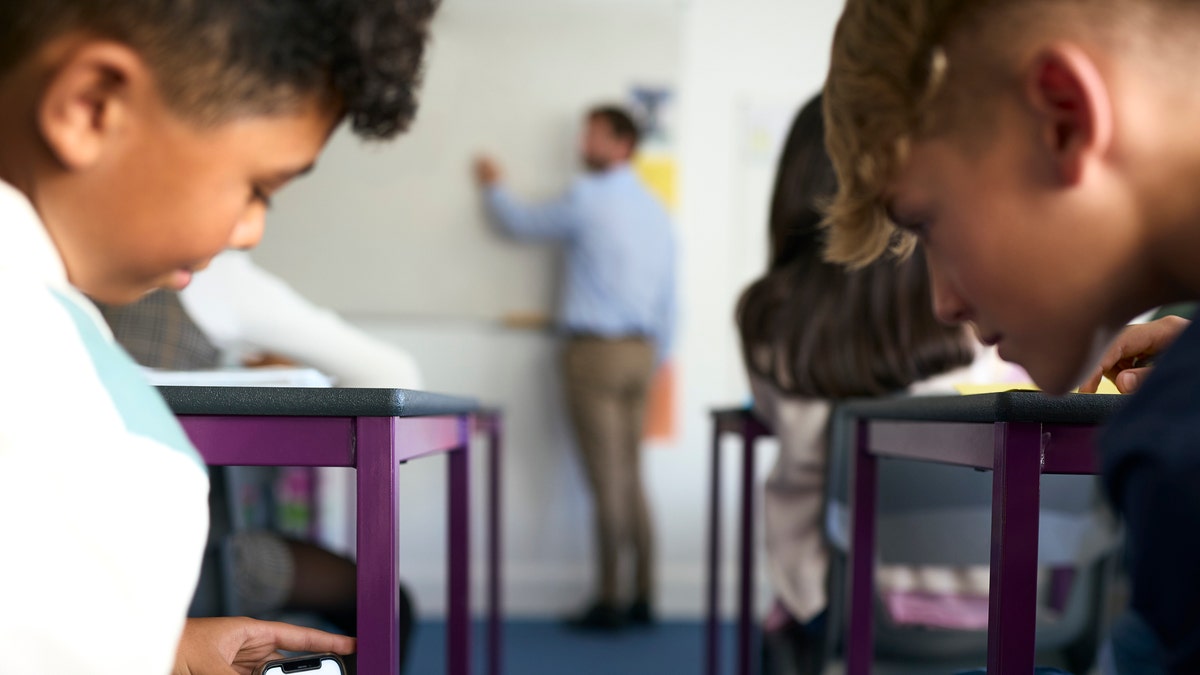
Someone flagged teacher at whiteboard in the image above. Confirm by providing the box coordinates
[474,105,677,632]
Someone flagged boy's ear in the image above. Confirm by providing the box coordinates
[37,42,146,170]
[1024,43,1114,186]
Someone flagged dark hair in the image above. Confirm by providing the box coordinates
[736,94,974,398]
[0,0,439,140]
[588,105,641,151]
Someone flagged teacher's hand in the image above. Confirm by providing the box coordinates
[474,155,503,186]
[172,617,355,675]
[1079,315,1189,394]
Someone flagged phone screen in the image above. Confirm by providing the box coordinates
[260,655,344,675]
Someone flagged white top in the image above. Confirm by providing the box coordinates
[180,251,422,388]
[749,347,1022,620]
[0,180,209,674]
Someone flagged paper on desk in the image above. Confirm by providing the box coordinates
[143,366,334,388]
[953,379,1121,395]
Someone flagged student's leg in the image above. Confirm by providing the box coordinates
[233,534,415,669]
[761,414,831,625]
[562,339,634,617]
[759,405,831,675]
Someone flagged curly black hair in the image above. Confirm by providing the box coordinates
[0,0,438,139]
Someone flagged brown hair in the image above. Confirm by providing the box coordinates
[588,105,641,152]
[822,0,1194,268]
[736,94,973,398]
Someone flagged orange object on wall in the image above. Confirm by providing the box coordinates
[643,361,677,443]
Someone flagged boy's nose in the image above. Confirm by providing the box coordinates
[928,262,972,325]
[228,208,266,250]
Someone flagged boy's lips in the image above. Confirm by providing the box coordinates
[168,269,194,290]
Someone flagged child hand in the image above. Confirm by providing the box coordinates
[173,617,355,675]
[1079,315,1190,393]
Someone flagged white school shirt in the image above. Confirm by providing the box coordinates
[180,251,422,388]
[0,180,209,675]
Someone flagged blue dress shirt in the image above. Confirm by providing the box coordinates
[484,165,677,362]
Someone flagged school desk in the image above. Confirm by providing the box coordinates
[841,391,1124,674]
[160,386,502,675]
[706,392,1126,675]
[705,407,772,675]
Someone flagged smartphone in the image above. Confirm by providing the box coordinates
[255,653,346,675]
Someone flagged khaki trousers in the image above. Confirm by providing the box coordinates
[562,336,657,605]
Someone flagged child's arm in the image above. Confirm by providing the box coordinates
[1079,315,1190,393]
[182,252,424,388]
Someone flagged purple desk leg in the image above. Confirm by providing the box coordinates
[737,419,757,675]
[448,418,472,675]
[847,419,878,675]
[986,422,1041,673]
[705,420,723,675]
[356,417,401,675]
[487,414,504,675]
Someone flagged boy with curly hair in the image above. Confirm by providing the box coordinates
[0,1,436,672]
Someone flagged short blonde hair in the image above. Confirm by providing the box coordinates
[822,0,963,268]
[821,0,1183,268]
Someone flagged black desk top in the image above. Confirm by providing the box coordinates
[840,390,1127,425]
[158,386,480,418]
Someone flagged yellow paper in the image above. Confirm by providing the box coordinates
[953,378,1122,395]
[633,154,678,212]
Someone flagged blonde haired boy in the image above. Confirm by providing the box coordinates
[824,0,1200,671]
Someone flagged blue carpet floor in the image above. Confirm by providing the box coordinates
[403,620,1084,675]
[406,619,733,675]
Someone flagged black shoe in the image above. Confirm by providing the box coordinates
[761,612,827,675]
[564,601,625,632]
[626,599,656,627]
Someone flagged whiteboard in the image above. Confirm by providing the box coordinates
[252,1,683,320]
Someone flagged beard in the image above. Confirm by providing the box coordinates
[582,155,611,172]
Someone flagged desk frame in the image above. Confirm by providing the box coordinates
[706,393,1120,675]
[179,409,504,675]
[705,409,772,675]
[846,418,1100,674]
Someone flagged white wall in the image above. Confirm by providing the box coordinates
[252,1,680,320]
[256,0,847,618]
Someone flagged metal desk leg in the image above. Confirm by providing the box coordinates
[447,417,472,675]
[737,424,757,675]
[356,417,401,675]
[705,423,723,675]
[847,419,878,675]
[986,422,1041,673]
[487,415,504,675]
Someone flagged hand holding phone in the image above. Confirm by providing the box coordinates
[255,653,347,675]
[174,617,355,675]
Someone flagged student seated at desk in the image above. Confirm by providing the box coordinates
[0,1,436,673]
[822,0,1200,670]
[101,249,424,385]
[97,263,421,670]
[736,94,1008,674]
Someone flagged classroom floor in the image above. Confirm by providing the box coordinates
[405,619,1099,675]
